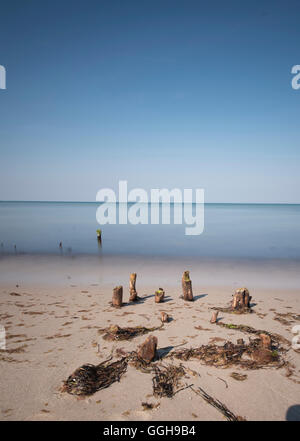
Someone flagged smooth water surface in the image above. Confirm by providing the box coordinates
[0,202,300,259]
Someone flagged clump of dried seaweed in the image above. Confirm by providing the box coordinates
[98,324,163,341]
[141,401,160,410]
[168,339,283,370]
[230,372,248,381]
[216,322,290,347]
[61,356,128,396]
[191,386,246,421]
[0,344,28,354]
[273,312,300,326]
[62,348,187,398]
[211,306,253,315]
[152,364,186,398]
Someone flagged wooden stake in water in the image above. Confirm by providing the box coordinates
[96,229,102,244]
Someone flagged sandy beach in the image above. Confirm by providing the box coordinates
[0,255,299,421]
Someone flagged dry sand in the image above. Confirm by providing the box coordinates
[0,255,300,421]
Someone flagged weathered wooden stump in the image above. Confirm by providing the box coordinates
[182,271,193,301]
[137,335,158,362]
[112,286,123,307]
[232,287,251,311]
[210,311,219,324]
[259,333,272,349]
[155,288,165,303]
[160,312,169,323]
[129,273,138,302]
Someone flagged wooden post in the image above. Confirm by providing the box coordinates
[182,271,193,301]
[129,273,138,302]
[137,335,158,362]
[210,311,219,323]
[160,312,169,323]
[112,286,123,307]
[96,229,102,244]
[232,287,251,310]
[155,288,165,303]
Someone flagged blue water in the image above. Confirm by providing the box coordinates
[0,201,300,260]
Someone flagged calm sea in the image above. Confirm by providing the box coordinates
[0,201,300,260]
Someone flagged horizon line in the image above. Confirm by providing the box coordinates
[0,200,300,205]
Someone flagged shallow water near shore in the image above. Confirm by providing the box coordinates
[1,202,300,260]
[0,253,299,291]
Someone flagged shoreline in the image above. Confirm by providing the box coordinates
[0,253,299,290]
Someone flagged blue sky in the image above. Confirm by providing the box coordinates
[0,0,299,203]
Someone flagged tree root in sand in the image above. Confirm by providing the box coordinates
[98,324,163,341]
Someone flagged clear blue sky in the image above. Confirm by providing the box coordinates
[0,0,299,203]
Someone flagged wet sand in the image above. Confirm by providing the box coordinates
[0,255,300,421]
